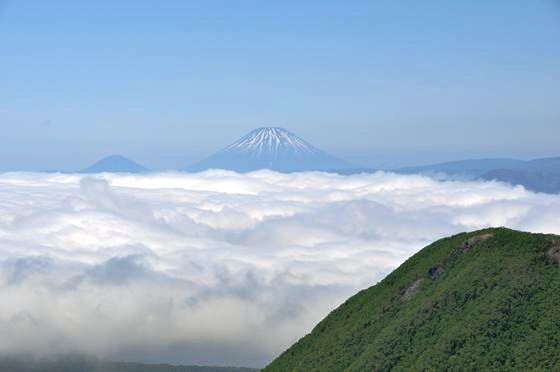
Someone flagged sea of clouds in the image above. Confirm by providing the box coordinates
[0,170,559,367]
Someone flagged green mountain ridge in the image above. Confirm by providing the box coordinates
[265,228,560,371]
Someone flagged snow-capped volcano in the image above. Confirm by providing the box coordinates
[186,127,351,173]
[227,127,325,156]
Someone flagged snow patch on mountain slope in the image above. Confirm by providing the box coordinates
[224,127,323,157]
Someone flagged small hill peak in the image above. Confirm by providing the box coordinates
[81,154,147,174]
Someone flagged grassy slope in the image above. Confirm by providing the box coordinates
[265,228,560,371]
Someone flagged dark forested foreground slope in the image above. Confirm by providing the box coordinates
[265,228,560,371]
[0,355,258,372]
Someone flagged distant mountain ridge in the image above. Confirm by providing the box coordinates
[480,168,560,194]
[68,134,560,194]
[394,157,560,177]
[393,158,527,178]
[81,155,148,173]
[391,156,560,193]
[185,127,351,173]
[0,354,258,372]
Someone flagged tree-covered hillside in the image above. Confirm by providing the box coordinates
[265,228,560,371]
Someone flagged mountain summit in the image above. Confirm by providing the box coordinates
[186,127,350,173]
[265,228,560,371]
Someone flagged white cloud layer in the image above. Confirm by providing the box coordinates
[0,170,559,367]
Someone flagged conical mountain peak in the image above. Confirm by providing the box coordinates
[186,127,350,173]
[225,127,322,156]
[81,154,147,173]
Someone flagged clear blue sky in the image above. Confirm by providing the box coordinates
[1,0,559,171]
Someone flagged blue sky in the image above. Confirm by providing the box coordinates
[1,0,559,171]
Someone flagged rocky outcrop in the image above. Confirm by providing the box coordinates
[401,278,423,301]
[427,265,443,280]
[546,245,560,267]
[450,233,494,258]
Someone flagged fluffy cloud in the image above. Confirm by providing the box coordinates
[0,170,558,367]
